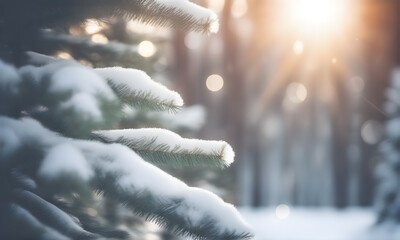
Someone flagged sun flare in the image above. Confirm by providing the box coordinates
[283,0,351,37]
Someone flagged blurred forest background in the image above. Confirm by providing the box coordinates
[167,0,400,209]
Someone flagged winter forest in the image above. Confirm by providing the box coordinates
[1,0,400,239]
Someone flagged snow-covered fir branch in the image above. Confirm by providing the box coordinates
[0,60,121,137]
[96,67,183,112]
[93,128,235,168]
[0,117,253,239]
[1,0,218,35]
[111,0,219,34]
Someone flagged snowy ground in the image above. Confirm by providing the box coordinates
[239,207,400,240]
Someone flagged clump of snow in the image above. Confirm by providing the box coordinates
[25,51,59,66]
[18,61,118,123]
[51,65,115,100]
[10,203,70,240]
[60,93,102,120]
[95,67,183,107]
[0,125,21,159]
[79,142,250,236]
[0,60,21,93]
[39,144,93,181]
[2,117,251,238]
[93,128,235,165]
[175,187,253,231]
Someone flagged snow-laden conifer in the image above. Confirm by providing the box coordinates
[376,68,400,223]
[1,116,253,239]
[0,0,253,239]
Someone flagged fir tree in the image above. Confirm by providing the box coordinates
[376,68,400,224]
[0,0,253,239]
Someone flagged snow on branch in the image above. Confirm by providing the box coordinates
[116,0,219,33]
[12,189,99,239]
[96,67,183,112]
[2,117,252,239]
[9,203,70,240]
[92,128,234,168]
[0,60,122,136]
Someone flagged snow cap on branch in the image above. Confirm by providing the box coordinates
[92,128,235,167]
[118,0,219,33]
[96,67,183,112]
[2,117,252,239]
[39,144,94,181]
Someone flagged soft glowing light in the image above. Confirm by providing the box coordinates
[84,19,103,34]
[86,208,98,217]
[331,58,337,64]
[69,26,81,36]
[138,41,156,58]
[287,0,348,34]
[231,0,248,19]
[208,0,225,13]
[286,82,307,103]
[126,20,155,34]
[91,33,109,44]
[361,120,383,145]
[56,51,72,60]
[206,74,224,92]
[293,40,304,55]
[185,32,202,50]
[350,76,364,93]
[78,59,93,67]
[276,204,290,220]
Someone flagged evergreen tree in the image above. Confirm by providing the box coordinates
[0,1,253,239]
[376,68,400,223]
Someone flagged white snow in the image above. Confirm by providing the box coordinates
[0,117,61,148]
[51,65,115,100]
[0,125,21,159]
[2,117,251,237]
[39,143,94,181]
[239,207,380,240]
[93,128,235,165]
[25,51,59,66]
[79,142,250,236]
[17,62,118,122]
[0,60,21,93]
[151,0,219,33]
[11,203,70,240]
[95,67,183,107]
[60,93,102,120]
[174,187,253,230]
